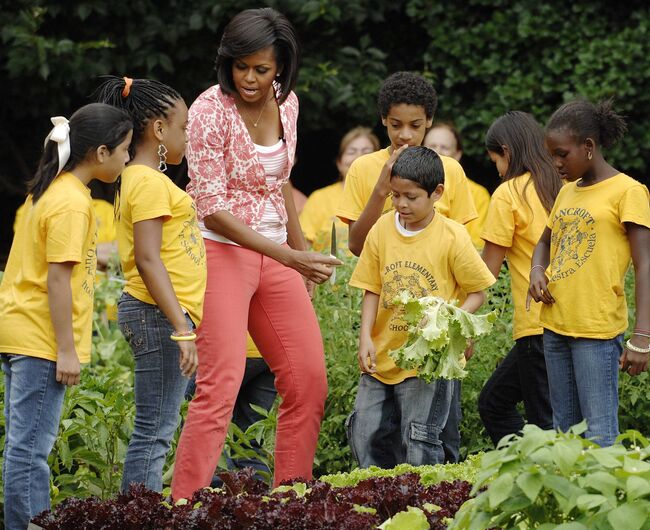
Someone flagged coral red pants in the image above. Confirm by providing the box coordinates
[171,241,328,500]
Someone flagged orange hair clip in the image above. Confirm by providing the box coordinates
[122,77,133,98]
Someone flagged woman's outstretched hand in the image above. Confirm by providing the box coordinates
[285,249,342,284]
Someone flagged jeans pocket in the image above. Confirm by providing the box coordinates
[345,411,361,466]
[119,309,151,356]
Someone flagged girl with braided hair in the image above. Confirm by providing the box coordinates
[95,76,206,492]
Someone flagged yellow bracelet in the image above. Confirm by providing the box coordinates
[170,332,197,342]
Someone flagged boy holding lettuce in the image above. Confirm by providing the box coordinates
[347,146,495,467]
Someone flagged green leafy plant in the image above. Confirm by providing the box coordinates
[450,423,650,530]
[390,291,497,382]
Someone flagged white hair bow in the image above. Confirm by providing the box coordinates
[44,116,71,177]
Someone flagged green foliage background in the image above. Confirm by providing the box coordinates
[2,0,649,193]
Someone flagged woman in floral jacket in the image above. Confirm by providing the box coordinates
[171,7,341,500]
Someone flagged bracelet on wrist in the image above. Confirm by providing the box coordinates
[633,331,650,339]
[529,264,546,277]
[633,328,650,335]
[170,330,197,342]
[625,338,650,354]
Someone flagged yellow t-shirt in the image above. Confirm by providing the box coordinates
[336,147,478,226]
[540,173,650,339]
[117,165,207,327]
[465,178,491,248]
[350,211,495,384]
[481,173,547,340]
[299,182,351,255]
[246,333,262,359]
[0,173,97,362]
[14,198,115,245]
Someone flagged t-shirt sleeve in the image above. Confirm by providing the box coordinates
[349,223,382,294]
[619,183,650,228]
[45,210,92,263]
[130,174,173,223]
[336,160,365,224]
[299,191,322,242]
[451,228,496,293]
[481,184,515,247]
[441,158,478,225]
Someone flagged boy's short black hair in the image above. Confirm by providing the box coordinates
[377,72,437,119]
[390,146,444,196]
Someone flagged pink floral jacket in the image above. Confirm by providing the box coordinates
[186,85,298,227]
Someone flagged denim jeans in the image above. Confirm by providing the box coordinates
[346,374,453,467]
[118,293,192,492]
[478,335,553,446]
[185,356,277,484]
[2,354,67,530]
[543,329,623,447]
[440,380,461,462]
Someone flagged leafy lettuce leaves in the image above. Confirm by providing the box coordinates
[389,291,496,382]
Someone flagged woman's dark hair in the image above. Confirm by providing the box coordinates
[486,111,561,213]
[94,76,181,158]
[390,146,444,196]
[546,98,627,149]
[216,8,300,104]
[29,103,132,203]
[377,72,437,120]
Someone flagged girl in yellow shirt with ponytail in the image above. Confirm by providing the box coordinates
[96,76,207,493]
[530,99,650,447]
[0,103,132,530]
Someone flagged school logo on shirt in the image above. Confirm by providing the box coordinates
[82,229,98,297]
[179,207,206,267]
[382,260,438,331]
[549,207,597,281]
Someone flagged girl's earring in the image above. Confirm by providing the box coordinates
[158,143,168,172]
[587,151,593,160]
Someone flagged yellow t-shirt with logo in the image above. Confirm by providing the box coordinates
[481,173,547,340]
[336,147,478,226]
[0,173,97,362]
[540,173,650,339]
[117,165,207,327]
[299,181,351,255]
[466,178,491,248]
[350,211,495,384]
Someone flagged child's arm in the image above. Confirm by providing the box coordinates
[481,241,508,279]
[527,226,555,308]
[620,223,650,376]
[358,291,380,373]
[348,146,406,256]
[459,290,487,360]
[48,262,80,386]
[134,218,198,377]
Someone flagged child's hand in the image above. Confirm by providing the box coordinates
[358,337,377,373]
[56,351,81,386]
[464,339,475,361]
[620,336,649,376]
[178,340,199,378]
[375,145,408,197]
[526,267,554,310]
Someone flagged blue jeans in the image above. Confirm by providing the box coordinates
[118,293,192,492]
[346,374,453,467]
[2,354,66,530]
[543,329,623,447]
[478,335,553,446]
[185,357,277,483]
[440,380,461,462]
